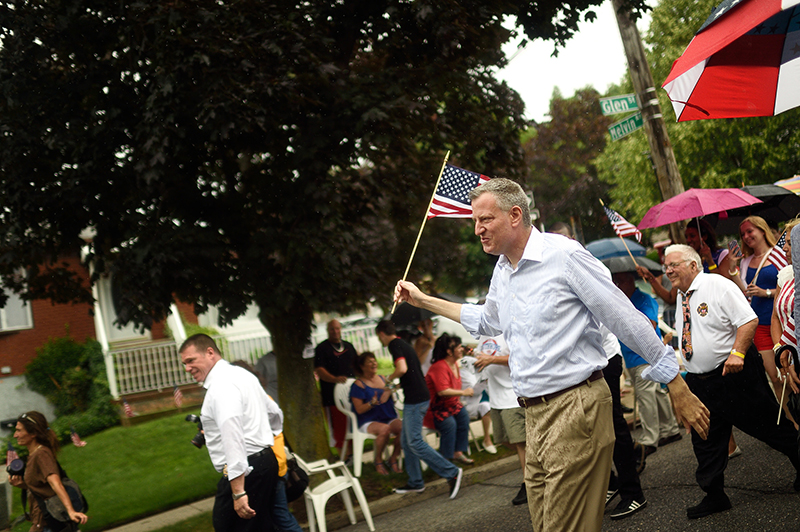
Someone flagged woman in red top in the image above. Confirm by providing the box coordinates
[424,334,474,465]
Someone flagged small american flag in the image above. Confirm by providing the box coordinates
[70,426,87,447]
[173,384,184,408]
[603,206,642,243]
[6,442,19,465]
[427,164,490,219]
[769,231,789,270]
[123,399,134,418]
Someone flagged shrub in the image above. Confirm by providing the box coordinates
[24,337,118,442]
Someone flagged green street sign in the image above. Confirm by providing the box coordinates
[608,112,643,141]
[600,94,639,116]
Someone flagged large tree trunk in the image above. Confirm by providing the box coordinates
[259,300,329,461]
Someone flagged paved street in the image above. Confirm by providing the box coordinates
[344,428,800,531]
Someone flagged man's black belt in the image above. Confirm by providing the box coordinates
[517,370,604,407]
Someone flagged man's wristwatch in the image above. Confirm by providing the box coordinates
[232,491,247,500]
[766,289,773,297]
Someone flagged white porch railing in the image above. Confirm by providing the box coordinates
[110,322,390,397]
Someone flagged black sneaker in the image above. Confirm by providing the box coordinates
[686,493,732,519]
[606,488,619,506]
[448,468,463,499]
[512,482,527,505]
[610,498,647,520]
[394,484,425,494]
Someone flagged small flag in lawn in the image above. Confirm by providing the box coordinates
[768,232,788,270]
[70,426,87,447]
[6,442,19,465]
[173,384,184,408]
[123,399,134,418]
[427,164,490,219]
[603,206,642,243]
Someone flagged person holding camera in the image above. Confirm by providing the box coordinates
[180,334,280,532]
[9,411,89,532]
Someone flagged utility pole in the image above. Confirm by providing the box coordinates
[611,0,686,244]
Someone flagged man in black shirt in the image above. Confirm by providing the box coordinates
[376,319,463,499]
[314,319,356,460]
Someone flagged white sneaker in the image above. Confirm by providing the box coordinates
[483,444,497,454]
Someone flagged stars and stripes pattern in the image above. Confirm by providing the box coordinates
[6,442,19,465]
[123,399,134,418]
[70,426,87,447]
[427,164,490,219]
[778,277,796,348]
[173,384,184,408]
[769,231,789,269]
[603,206,642,243]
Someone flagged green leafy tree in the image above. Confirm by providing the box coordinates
[523,87,613,242]
[0,0,649,458]
[597,0,800,234]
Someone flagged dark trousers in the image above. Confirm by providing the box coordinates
[603,354,644,501]
[213,447,279,532]
[686,349,800,497]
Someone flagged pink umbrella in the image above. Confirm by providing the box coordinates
[662,0,800,121]
[638,188,762,229]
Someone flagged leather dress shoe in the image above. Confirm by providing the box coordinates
[687,493,732,519]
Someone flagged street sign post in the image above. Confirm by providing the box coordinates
[600,94,639,116]
[608,112,643,141]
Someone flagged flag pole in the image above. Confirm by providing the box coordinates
[391,151,450,314]
[600,200,639,267]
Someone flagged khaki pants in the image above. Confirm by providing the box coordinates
[524,378,614,532]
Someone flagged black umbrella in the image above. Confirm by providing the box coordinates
[390,302,435,327]
[601,256,662,277]
[712,185,800,235]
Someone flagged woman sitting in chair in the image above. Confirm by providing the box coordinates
[424,333,474,465]
[350,352,403,475]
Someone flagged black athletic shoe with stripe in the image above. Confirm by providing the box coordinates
[610,498,647,520]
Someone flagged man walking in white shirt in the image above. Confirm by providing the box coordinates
[394,178,710,532]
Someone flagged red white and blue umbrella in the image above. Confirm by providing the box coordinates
[663,0,800,121]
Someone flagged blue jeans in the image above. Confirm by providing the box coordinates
[272,476,303,532]
[402,400,460,488]
[434,407,470,459]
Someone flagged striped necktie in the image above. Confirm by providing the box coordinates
[681,290,695,362]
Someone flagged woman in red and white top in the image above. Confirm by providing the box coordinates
[772,218,800,409]
[424,333,474,465]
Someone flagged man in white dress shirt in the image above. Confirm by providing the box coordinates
[181,334,281,532]
[394,178,710,532]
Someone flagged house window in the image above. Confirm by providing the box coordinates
[1,289,33,332]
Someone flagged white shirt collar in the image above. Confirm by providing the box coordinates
[498,226,541,271]
[202,358,228,390]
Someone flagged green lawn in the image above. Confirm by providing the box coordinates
[9,409,220,532]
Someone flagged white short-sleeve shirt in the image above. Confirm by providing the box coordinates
[675,272,757,374]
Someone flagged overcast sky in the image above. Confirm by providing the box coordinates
[496,1,654,123]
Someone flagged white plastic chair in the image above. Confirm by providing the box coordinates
[295,454,375,532]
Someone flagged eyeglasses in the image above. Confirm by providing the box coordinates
[662,259,692,273]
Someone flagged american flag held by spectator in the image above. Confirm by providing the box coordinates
[6,442,19,465]
[427,164,490,219]
[123,399,134,418]
[603,206,642,243]
[768,231,788,270]
[173,384,184,408]
[70,426,87,447]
